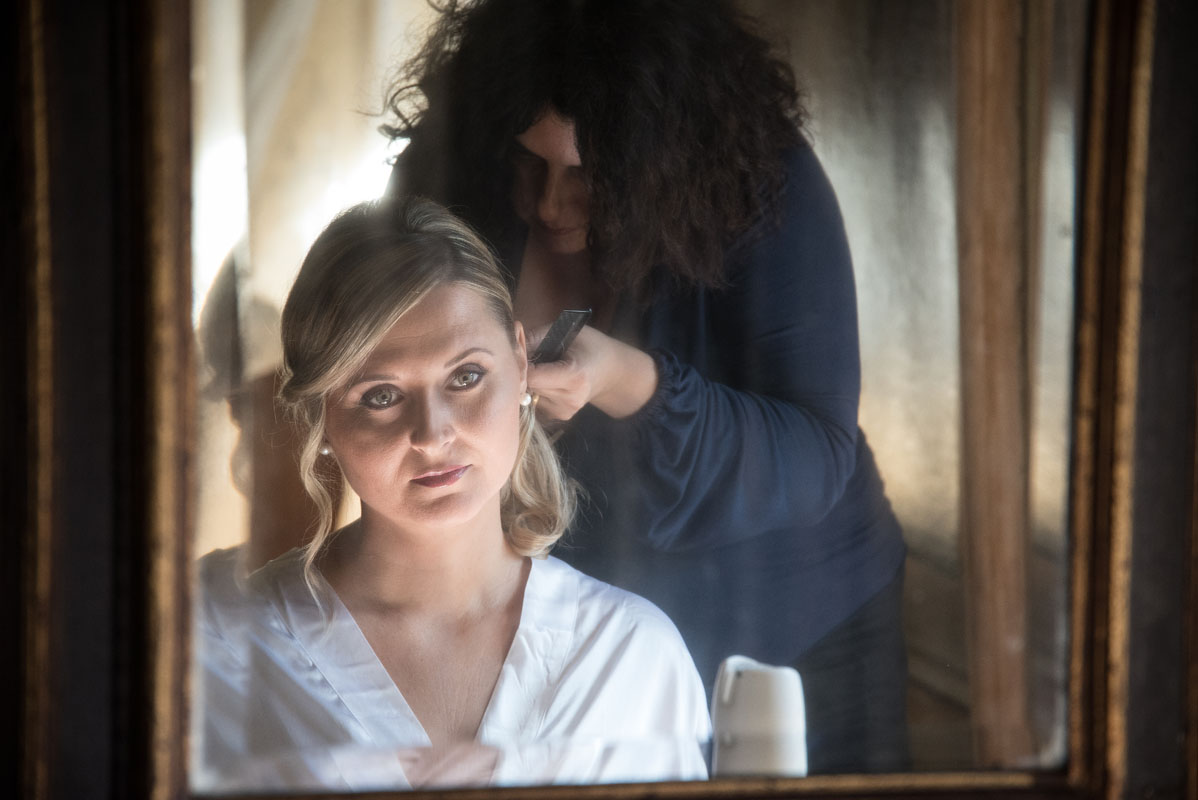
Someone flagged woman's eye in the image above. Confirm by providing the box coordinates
[510,146,540,165]
[361,386,400,409]
[510,151,545,176]
[450,369,483,389]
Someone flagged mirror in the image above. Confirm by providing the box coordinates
[188,0,1088,791]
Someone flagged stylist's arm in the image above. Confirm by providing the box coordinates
[527,325,658,421]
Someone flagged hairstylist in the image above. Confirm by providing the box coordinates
[384,0,909,773]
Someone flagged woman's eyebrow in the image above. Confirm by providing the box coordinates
[445,347,492,367]
[345,347,495,388]
[510,140,542,160]
[347,372,395,388]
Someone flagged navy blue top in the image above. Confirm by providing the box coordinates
[394,142,905,687]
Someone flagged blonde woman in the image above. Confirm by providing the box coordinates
[194,198,710,791]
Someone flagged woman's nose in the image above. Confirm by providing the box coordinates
[537,169,569,224]
[407,395,453,450]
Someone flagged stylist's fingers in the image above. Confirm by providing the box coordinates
[527,357,590,422]
[524,323,550,355]
[526,326,624,421]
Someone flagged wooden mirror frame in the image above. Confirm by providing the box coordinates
[9,0,1195,798]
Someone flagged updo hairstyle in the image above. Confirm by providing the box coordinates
[277,197,576,584]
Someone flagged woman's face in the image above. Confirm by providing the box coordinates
[323,283,528,535]
[511,111,590,256]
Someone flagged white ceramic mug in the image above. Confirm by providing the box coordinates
[710,655,808,777]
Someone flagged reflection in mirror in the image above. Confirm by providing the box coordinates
[190,0,1086,791]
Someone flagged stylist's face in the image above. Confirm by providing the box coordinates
[511,111,590,255]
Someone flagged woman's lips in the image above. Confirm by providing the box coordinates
[538,223,583,238]
[411,466,469,488]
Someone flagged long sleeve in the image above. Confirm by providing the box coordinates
[614,144,863,552]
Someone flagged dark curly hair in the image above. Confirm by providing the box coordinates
[383,0,806,292]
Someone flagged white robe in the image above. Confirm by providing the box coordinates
[193,547,711,791]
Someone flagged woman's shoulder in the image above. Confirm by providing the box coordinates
[196,545,255,636]
[531,556,711,743]
[532,557,705,689]
[197,545,248,599]
[536,555,684,638]
[723,139,848,278]
[196,546,314,638]
[775,140,839,219]
[246,547,306,588]
[196,544,306,589]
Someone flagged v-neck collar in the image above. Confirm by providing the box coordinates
[258,550,578,749]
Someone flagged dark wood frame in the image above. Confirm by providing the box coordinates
[9,0,1195,798]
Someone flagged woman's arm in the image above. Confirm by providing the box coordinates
[641,145,863,551]
[536,145,864,553]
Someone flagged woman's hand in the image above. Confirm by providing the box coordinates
[526,325,658,421]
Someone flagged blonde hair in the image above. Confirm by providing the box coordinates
[278,197,576,588]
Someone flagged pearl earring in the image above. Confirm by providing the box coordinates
[520,392,532,407]
[319,444,332,456]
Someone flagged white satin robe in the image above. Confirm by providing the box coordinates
[192,547,711,791]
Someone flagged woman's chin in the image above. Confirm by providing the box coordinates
[380,490,499,535]
[532,228,588,256]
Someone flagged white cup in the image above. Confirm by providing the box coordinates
[710,655,808,777]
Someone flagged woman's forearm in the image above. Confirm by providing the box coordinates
[591,340,659,418]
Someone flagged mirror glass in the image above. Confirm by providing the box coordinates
[189,0,1087,791]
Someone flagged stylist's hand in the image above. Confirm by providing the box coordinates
[527,325,658,421]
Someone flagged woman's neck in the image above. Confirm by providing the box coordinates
[514,235,612,331]
[319,504,526,620]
